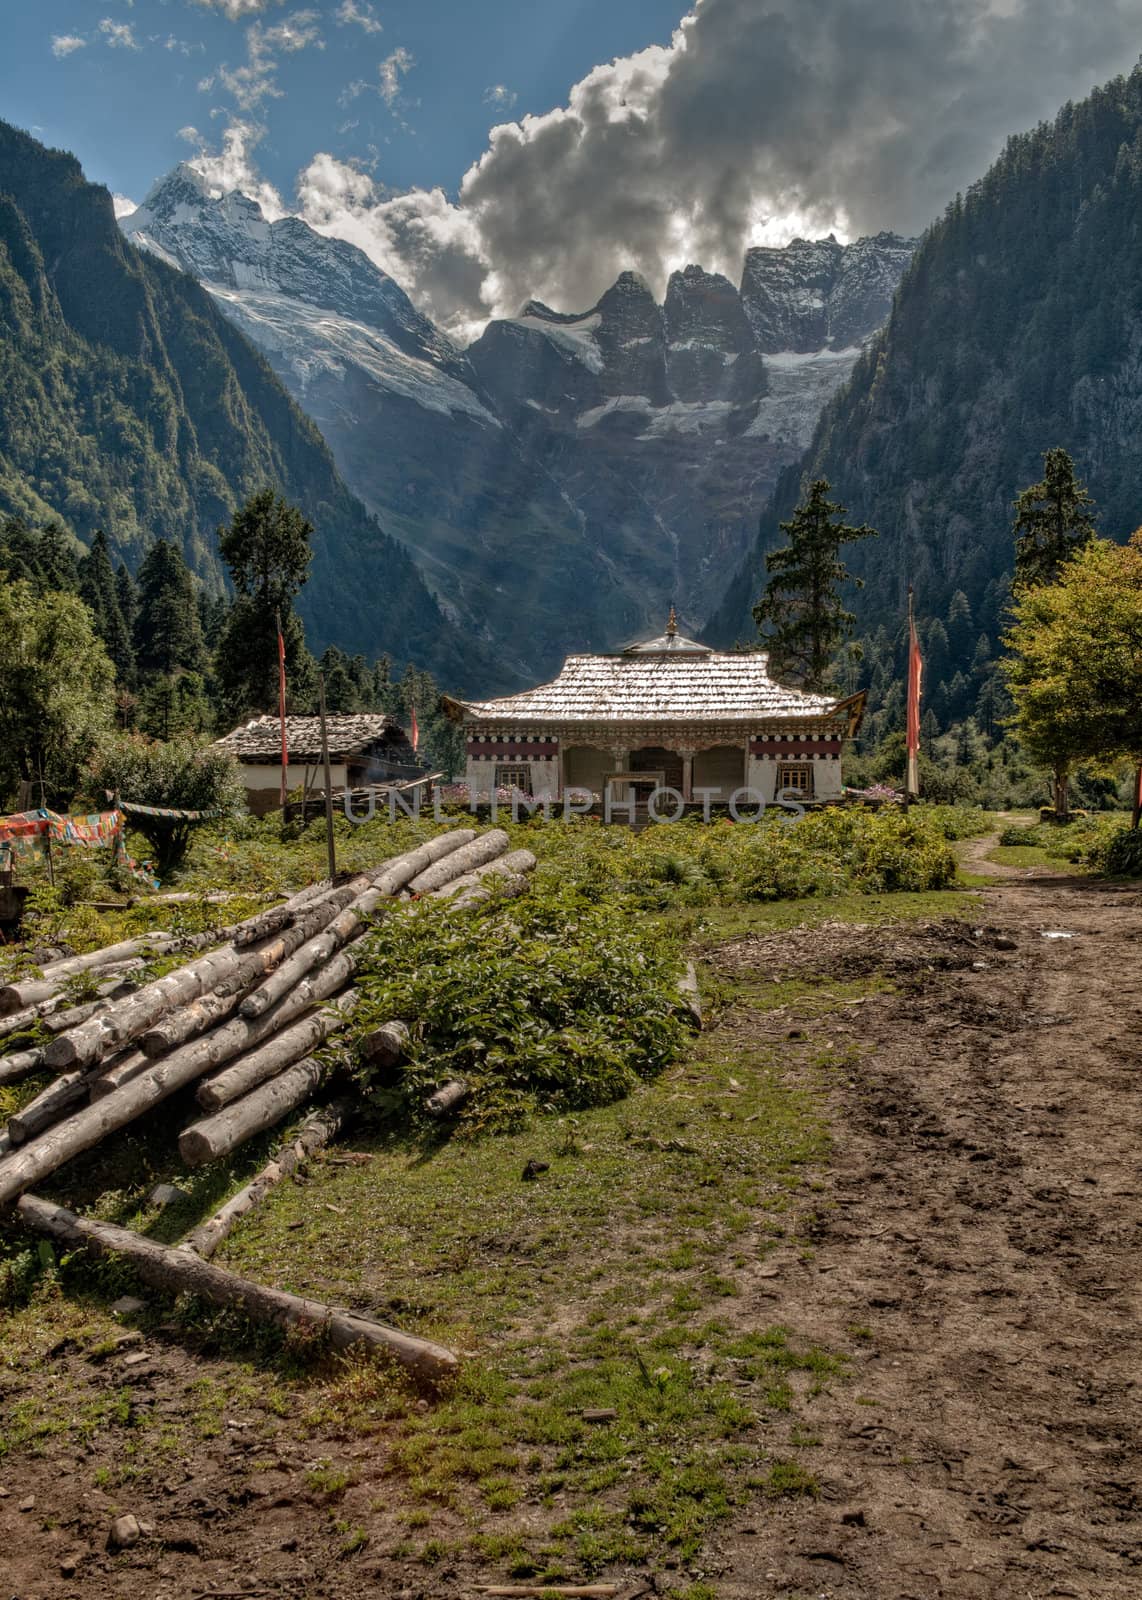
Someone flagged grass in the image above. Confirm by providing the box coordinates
[0,812,984,1586]
[986,843,1085,873]
[0,941,873,1579]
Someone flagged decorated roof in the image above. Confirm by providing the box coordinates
[213,714,410,764]
[447,626,861,728]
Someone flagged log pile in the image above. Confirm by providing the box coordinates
[0,826,537,1378]
[0,827,536,1203]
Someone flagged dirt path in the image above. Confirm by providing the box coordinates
[709,861,1142,1597]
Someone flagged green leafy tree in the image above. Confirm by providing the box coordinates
[752,479,877,691]
[214,490,316,720]
[1003,532,1142,816]
[1012,447,1098,590]
[85,734,246,872]
[0,581,115,805]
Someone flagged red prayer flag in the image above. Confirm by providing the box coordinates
[410,703,419,754]
[277,615,288,806]
[906,590,923,798]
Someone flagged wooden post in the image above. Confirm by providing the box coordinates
[276,609,288,817]
[1133,761,1142,830]
[318,671,336,880]
[17,1194,458,1386]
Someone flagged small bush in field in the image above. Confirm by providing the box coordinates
[351,885,689,1132]
[731,808,957,901]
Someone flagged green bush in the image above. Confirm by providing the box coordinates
[732,807,957,902]
[1085,822,1142,877]
[351,885,689,1132]
[84,733,247,874]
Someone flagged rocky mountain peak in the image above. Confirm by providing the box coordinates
[123,164,465,375]
[739,231,917,354]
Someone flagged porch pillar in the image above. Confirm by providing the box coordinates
[680,749,695,802]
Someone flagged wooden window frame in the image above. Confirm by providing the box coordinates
[776,762,815,799]
[495,763,533,795]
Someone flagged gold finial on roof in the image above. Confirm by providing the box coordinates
[666,605,677,637]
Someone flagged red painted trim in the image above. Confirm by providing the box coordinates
[749,738,842,757]
[467,741,559,760]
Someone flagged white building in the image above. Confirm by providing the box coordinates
[212,714,418,815]
[444,613,865,809]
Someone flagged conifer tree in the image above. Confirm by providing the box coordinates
[79,530,134,683]
[134,540,206,676]
[115,563,138,639]
[1012,447,1097,589]
[751,479,877,691]
[214,490,316,719]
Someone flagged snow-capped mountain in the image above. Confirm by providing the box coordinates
[123,165,493,427]
[120,171,914,679]
[467,237,915,633]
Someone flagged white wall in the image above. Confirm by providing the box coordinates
[746,755,843,803]
[241,762,349,815]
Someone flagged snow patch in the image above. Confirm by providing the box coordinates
[512,312,604,373]
[206,285,500,427]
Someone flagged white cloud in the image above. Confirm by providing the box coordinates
[213,8,323,111]
[483,84,517,111]
[336,0,382,34]
[192,0,281,18]
[50,34,86,58]
[378,46,413,107]
[178,124,203,145]
[186,120,287,218]
[99,18,141,50]
[193,0,1142,339]
[112,193,138,219]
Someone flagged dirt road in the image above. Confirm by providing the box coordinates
[711,860,1142,1597]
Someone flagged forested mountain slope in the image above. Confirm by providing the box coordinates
[0,121,489,690]
[708,66,1142,726]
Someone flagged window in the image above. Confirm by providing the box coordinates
[495,763,532,795]
[777,762,814,799]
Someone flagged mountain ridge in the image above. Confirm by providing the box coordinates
[0,121,496,692]
[120,166,915,681]
[706,63,1142,731]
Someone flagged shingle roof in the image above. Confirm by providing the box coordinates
[213,714,408,763]
[452,650,853,726]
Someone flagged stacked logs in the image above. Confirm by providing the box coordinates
[0,828,530,1204]
[0,827,534,1382]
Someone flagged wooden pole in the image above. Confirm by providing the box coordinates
[1133,761,1142,829]
[181,1101,352,1259]
[318,671,336,880]
[17,1194,458,1386]
[277,609,289,816]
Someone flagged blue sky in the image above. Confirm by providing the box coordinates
[1,1,688,207]
[3,1,1140,336]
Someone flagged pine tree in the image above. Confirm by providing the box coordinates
[134,540,206,676]
[79,530,134,683]
[751,479,877,691]
[214,491,317,720]
[1012,447,1097,589]
[115,563,138,638]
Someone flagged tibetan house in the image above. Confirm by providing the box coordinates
[213,714,417,815]
[444,612,865,807]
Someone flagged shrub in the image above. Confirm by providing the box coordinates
[85,734,246,874]
[1085,822,1142,877]
[351,885,689,1132]
[732,807,957,902]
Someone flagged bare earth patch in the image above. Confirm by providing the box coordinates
[705,870,1142,1597]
